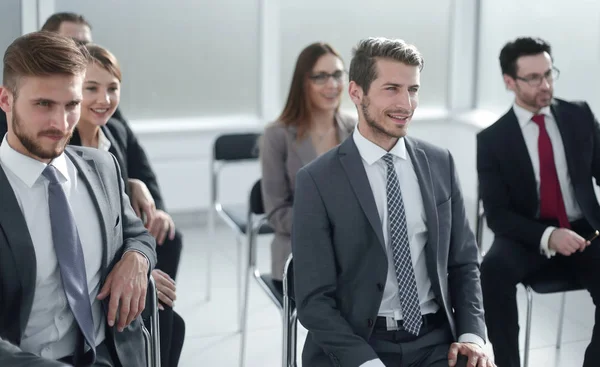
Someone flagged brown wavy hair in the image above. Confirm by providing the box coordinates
[278,42,342,139]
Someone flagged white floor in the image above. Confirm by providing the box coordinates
[172,224,594,367]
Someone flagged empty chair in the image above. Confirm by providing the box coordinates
[239,179,284,367]
[206,133,272,325]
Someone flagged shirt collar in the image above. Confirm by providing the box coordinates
[513,103,552,129]
[0,134,70,188]
[98,128,112,152]
[352,124,407,165]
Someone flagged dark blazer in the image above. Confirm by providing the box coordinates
[292,135,485,366]
[0,109,167,211]
[0,146,157,366]
[477,98,600,250]
[260,112,355,279]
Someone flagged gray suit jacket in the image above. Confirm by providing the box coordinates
[0,146,157,367]
[260,112,355,279]
[292,135,485,366]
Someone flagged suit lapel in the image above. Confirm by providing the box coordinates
[404,139,440,273]
[64,148,110,271]
[0,165,37,333]
[551,101,578,179]
[338,137,385,249]
[504,110,539,210]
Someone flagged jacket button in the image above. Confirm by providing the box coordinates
[377,283,384,291]
[367,318,374,327]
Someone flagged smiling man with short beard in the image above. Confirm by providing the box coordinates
[292,37,493,367]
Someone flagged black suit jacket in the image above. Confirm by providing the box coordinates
[0,146,157,366]
[0,109,167,211]
[477,98,600,250]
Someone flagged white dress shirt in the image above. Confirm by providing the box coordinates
[98,128,112,152]
[0,135,106,359]
[513,103,582,257]
[352,127,483,367]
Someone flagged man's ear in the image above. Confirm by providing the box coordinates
[0,87,13,114]
[348,81,363,105]
[503,74,515,92]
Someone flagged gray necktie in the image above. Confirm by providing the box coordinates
[382,153,422,335]
[43,165,96,361]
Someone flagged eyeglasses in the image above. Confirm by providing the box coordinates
[515,67,560,87]
[308,70,345,85]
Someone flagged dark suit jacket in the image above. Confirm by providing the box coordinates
[0,109,167,211]
[0,146,157,367]
[292,135,485,366]
[477,98,600,250]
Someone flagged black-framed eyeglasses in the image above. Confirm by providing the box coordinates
[308,70,346,85]
[515,67,560,87]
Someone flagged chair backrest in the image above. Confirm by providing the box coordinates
[213,133,261,162]
[249,179,265,215]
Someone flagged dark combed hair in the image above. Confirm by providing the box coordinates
[499,37,552,77]
[349,37,423,95]
[41,12,92,32]
[3,31,91,96]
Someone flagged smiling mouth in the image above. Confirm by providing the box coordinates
[91,108,109,114]
[387,113,410,122]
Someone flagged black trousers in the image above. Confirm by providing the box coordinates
[368,313,469,367]
[153,229,185,367]
[481,218,600,367]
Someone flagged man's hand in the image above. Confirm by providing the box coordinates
[128,178,156,226]
[549,228,589,256]
[152,269,177,310]
[147,210,176,245]
[97,251,149,332]
[448,343,495,367]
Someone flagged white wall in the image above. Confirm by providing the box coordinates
[477,0,600,115]
[0,0,22,78]
[55,0,261,120]
[279,0,453,112]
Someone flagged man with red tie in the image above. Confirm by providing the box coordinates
[477,37,600,367]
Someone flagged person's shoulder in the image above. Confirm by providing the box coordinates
[477,108,515,140]
[336,110,358,133]
[264,120,289,137]
[66,145,117,169]
[553,97,591,113]
[406,136,448,158]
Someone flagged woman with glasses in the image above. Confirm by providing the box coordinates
[260,42,356,291]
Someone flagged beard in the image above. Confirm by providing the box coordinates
[11,106,72,160]
[516,85,553,111]
[360,96,412,139]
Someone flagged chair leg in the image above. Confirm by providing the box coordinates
[205,210,214,303]
[290,310,297,367]
[236,236,242,329]
[239,226,256,367]
[524,286,533,367]
[556,292,567,349]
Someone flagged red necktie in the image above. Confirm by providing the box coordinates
[531,114,570,229]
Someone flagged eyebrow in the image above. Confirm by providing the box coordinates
[85,80,119,86]
[312,68,343,74]
[31,98,82,104]
[382,82,420,88]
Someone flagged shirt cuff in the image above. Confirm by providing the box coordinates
[123,249,151,268]
[540,226,557,258]
[359,359,386,367]
[458,333,485,348]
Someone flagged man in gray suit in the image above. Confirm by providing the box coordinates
[292,37,494,367]
[0,32,156,366]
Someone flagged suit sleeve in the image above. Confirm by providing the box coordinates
[292,168,378,366]
[260,128,293,235]
[0,338,68,366]
[446,152,486,339]
[584,102,600,186]
[476,133,548,250]
[111,154,157,272]
[116,115,166,212]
